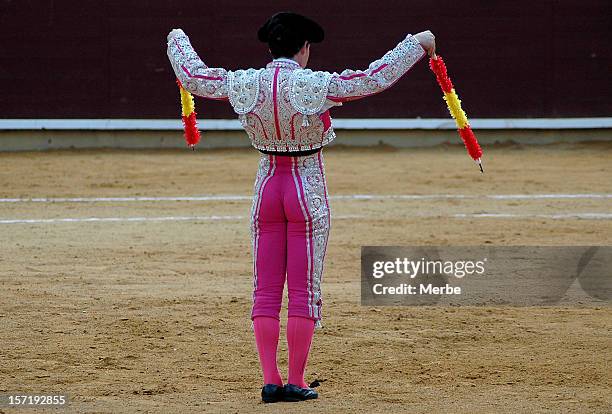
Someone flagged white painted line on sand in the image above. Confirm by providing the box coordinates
[1,194,611,203]
[453,213,612,220]
[0,214,363,225]
[1,212,610,225]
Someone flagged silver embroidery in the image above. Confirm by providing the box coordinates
[228,69,262,114]
[294,153,331,326]
[166,31,228,99]
[289,69,333,115]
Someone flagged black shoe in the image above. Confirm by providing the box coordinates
[261,384,284,403]
[283,383,319,402]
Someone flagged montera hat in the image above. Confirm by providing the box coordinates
[258,12,324,44]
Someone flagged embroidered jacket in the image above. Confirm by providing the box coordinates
[167,29,426,152]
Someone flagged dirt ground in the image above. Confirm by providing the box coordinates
[0,143,611,413]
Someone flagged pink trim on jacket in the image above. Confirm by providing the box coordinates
[173,39,185,56]
[327,55,423,102]
[272,67,282,141]
[338,73,365,81]
[319,111,332,131]
[181,65,224,81]
[337,64,387,80]
[252,113,269,140]
[370,63,388,75]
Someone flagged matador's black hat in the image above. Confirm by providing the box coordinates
[257,12,325,44]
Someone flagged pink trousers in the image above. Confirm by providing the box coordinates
[250,152,331,326]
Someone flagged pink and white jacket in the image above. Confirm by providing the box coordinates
[167,29,426,152]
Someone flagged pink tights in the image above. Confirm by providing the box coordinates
[253,316,315,387]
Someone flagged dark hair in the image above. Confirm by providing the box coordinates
[258,12,324,58]
[267,24,306,58]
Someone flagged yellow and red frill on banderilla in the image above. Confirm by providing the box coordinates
[177,79,201,149]
[429,55,483,172]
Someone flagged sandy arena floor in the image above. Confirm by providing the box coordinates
[0,143,611,413]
